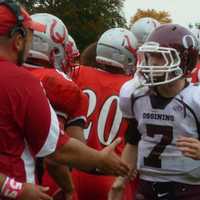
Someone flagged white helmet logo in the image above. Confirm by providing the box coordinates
[183,34,196,49]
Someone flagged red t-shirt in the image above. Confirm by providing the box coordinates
[0,60,68,186]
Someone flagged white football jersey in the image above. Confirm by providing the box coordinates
[120,80,200,184]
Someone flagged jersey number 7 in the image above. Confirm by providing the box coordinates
[144,124,173,168]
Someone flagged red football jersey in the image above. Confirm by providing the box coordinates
[26,67,88,125]
[73,65,131,152]
[0,60,66,186]
[72,65,137,200]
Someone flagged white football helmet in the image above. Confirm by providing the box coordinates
[96,28,138,74]
[27,13,69,72]
[130,17,160,46]
[190,27,200,54]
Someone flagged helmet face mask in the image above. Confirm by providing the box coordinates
[64,35,80,73]
[137,42,182,86]
[137,24,199,86]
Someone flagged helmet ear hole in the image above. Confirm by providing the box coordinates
[128,58,132,62]
[54,48,60,55]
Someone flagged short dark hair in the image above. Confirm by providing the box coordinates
[80,42,99,67]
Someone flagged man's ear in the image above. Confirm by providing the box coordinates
[12,33,25,52]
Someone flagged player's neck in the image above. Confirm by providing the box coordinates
[98,65,125,74]
[156,78,187,98]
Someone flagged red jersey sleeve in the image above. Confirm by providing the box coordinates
[23,77,68,157]
[37,70,88,123]
[39,70,81,117]
[67,91,88,125]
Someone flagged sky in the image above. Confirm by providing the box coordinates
[123,0,200,27]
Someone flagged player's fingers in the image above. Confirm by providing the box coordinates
[117,164,130,176]
[176,141,199,149]
[182,152,198,159]
[109,138,122,150]
[178,146,197,155]
[39,192,53,200]
[38,186,50,193]
[177,137,199,143]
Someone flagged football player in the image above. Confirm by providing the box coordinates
[111,23,200,200]
[72,28,139,200]
[24,13,87,200]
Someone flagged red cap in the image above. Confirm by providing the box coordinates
[0,4,46,36]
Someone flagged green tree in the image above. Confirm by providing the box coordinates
[18,0,38,12]
[18,0,126,51]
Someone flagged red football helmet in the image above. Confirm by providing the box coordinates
[137,24,199,85]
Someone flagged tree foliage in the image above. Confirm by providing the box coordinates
[18,0,126,51]
[130,9,172,25]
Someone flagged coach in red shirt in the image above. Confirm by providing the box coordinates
[0,1,69,199]
[0,1,130,200]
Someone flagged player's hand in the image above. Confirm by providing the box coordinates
[64,193,73,200]
[18,183,52,200]
[127,168,138,180]
[176,136,200,160]
[53,189,74,200]
[108,177,126,200]
[98,138,130,176]
[108,187,124,200]
[132,69,146,86]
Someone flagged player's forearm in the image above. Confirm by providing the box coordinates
[65,126,86,143]
[48,137,129,177]
[48,138,102,171]
[121,143,138,170]
[45,161,74,193]
[111,144,138,190]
